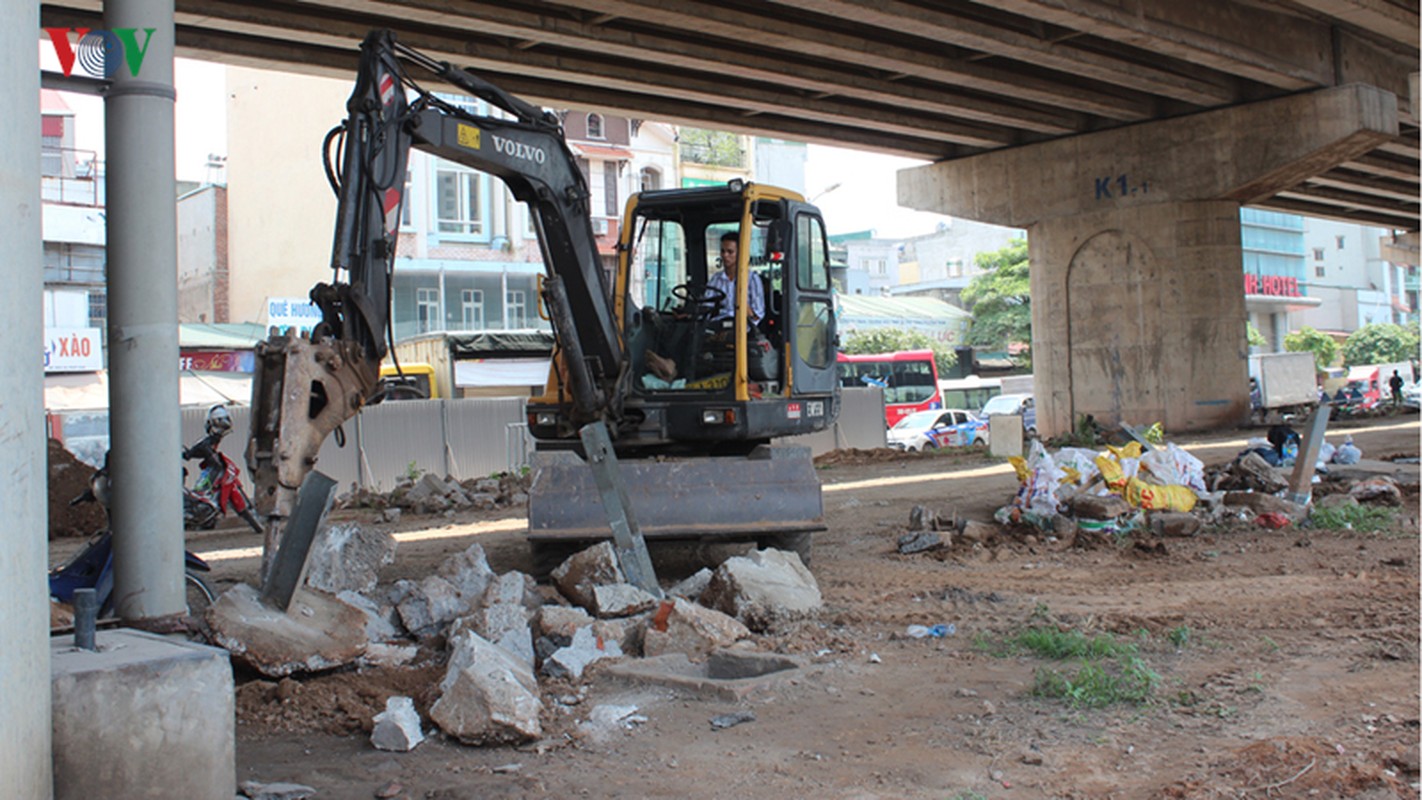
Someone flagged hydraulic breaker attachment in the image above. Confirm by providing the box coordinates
[246,331,379,578]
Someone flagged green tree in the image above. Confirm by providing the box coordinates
[1342,322,1419,366]
[1246,322,1267,348]
[1283,326,1339,372]
[678,128,744,167]
[961,238,1030,361]
[842,328,956,376]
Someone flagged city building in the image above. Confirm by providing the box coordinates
[890,219,1024,307]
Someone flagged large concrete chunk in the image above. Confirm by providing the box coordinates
[208,584,367,677]
[437,543,497,601]
[396,575,467,636]
[480,571,541,613]
[52,629,235,800]
[642,598,750,660]
[592,583,659,618]
[552,541,626,609]
[431,631,544,745]
[700,548,823,631]
[539,605,595,639]
[371,696,425,752]
[452,603,535,669]
[544,625,625,679]
[303,523,396,595]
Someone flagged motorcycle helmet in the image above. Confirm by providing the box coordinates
[206,404,233,436]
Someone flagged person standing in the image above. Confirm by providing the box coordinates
[1389,369,1405,407]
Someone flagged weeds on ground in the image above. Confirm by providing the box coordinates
[1032,656,1160,708]
[980,607,1162,708]
[1307,504,1399,534]
[946,792,989,800]
[403,461,423,482]
[1167,625,1193,649]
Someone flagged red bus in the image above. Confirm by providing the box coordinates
[837,349,942,427]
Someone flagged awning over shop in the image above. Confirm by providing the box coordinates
[45,370,253,412]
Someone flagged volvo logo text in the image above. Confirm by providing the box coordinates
[491,135,547,164]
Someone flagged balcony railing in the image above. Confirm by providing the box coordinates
[41,147,104,207]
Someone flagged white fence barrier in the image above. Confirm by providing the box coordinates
[56,388,887,490]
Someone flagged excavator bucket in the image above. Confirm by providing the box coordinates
[526,444,824,559]
[246,331,379,573]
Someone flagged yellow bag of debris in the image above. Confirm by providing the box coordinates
[1123,477,1197,512]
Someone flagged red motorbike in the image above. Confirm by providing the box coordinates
[184,450,263,533]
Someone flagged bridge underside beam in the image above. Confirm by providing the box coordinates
[900,85,1400,436]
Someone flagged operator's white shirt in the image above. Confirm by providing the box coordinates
[707,269,764,325]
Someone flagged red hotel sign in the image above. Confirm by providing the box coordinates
[1243,274,1302,298]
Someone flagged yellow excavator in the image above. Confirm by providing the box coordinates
[245,30,839,576]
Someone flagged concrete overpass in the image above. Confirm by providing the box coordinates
[39,0,1419,230]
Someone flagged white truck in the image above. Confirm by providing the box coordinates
[1247,352,1319,423]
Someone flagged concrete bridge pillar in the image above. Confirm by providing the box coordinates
[900,85,1398,436]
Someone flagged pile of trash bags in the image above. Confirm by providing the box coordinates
[998,439,1206,529]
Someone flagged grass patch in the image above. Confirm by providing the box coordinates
[1032,656,1160,708]
[991,626,1139,660]
[1166,625,1193,649]
[1307,503,1398,534]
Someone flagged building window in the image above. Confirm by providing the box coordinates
[587,113,604,139]
[87,291,106,329]
[1315,265,1326,278]
[506,290,527,328]
[640,167,661,193]
[870,258,887,276]
[1336,235,1345,250]
[435,165,483,235]
[461,289,483,329]
[604,161,620,217]
[416,287,439,333]
[1312,247,1324,260]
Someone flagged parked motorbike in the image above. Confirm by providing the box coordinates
[52,456,216,619]
[183,450,263,534]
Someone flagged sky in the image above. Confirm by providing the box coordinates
[803,146,953,239]
[45,46,950,236]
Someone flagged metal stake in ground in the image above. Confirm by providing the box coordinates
[578,421,662,597]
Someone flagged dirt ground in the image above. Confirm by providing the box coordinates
[58,416,1421,799]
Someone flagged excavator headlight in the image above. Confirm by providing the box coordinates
[701,409,735,426]
[534,412,558,427]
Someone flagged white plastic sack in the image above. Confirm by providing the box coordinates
[1013,440,1065,517]
[1139,443,1206,493]
[1054,447,1102,486]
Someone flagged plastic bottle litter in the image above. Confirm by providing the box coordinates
[906,623,956,639]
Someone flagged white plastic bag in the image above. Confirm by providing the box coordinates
[1139,443,1206,493]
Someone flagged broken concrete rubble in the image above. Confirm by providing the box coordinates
[371,696,424,752]
[437,543,497,600]
[1223,491,1308,521]
[208,584,367,677]
[592,583,659,617]
[239,780,317,800]
[701,549,823,631]
[643,597,750,659]
[336,589,401,642]
[452,603,535,668]
[1350,476,1403,506]
[303,523,396,595]
[959,520,997,544]
[543,625,625,679]
[1067,493,1133,520]
[552,541,626,609]
[538,605,594,639]
[1149,512,1203,538]
[431,631,544,745]
[668,568,712,600]
[897,530,945,554]
[395,575,467,636]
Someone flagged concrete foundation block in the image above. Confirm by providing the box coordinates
[52,629,235,800]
